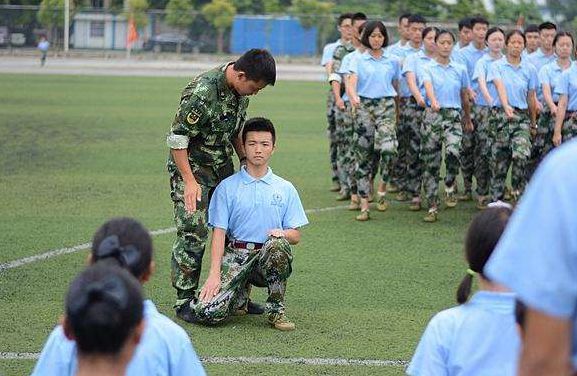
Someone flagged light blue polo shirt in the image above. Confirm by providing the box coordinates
[423,60,469,109]
[321,40,340,66]
[209,166,308,244]
[487,58,538,109]
[554,63,577,111]
[539,59,567,104]
[338,49,362,102]
[526,48,557,72]
[472,54,503,107]
[407,291,521,376]
[32,300,206,376]
[403,50,434,100]
[453,42,488,79]
[385,40,409,58]
[348,50,401,99]
[485,140,577,370]
[386,43,421,98]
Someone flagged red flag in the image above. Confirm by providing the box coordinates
[127,17,138,47]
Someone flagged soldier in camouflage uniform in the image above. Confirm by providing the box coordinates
[166,49,276,321]
[188,118,308,331]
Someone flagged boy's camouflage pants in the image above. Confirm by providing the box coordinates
[335,101,357,194]
[461,105,493,197]
[391,97,413,191]
[189,237,293,325]
[170,174,213,309]
[402,99,426,198]
[528,108,555,179]
[354,97,397,198]
[561,113,577,143]
[489,108,532,201]
[420,108,463,208]
[326,90,339,184]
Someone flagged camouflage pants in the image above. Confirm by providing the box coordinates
[170,174,213,309]
[354,97,397,198]
[528,108,555,179]
[335,101,357,194]
[403,99,425,198]
[391,97,412,191]
[463,106,493,196]
[562,114,577,142]
[421,108,463,208]
[189,237,293,325]
[326,90,339,183]
[489,108,532,201]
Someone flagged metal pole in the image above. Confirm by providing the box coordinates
[64,0,69,52]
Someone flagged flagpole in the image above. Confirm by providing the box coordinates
[64,0,69,52]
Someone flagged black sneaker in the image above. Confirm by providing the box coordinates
[175,301,200,323]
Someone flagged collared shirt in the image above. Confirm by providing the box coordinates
[452,42,488,79]
[320,39,341,66]
[485,140,577,370]
[539,59,568,104]
[166,63,248,187]
[487,58,538,109]
[385,43,421,97]
[403,50,434,100]
[32,300,206,376]
[38,40,49,51]
[526,48,557,72]
[472,54,503,107]
[407,291,521,376]
[423,60,469,109]
[554,62,577,111]
[385,40,409,58]
[338,49,362,102]
[349,50,401,99]
[208,166,309,244]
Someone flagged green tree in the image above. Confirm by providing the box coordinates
[166,0,195,53]
[125,0,149,28]
[290,0,334,53]
[492,0,542,24]
[202,0,236,53]
[37,0,74,43]
[446,0,488,21]
[263,0,283,14]
[547,0,577,29]
[384,0,443,19]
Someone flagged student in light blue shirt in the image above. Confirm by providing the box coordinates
[452,16,489,79]
[32,218,206,376]
[408,205,520,376]
[385,13,412,57]
[348,20,401,221]
[403,26,437,210]
[529,31,574,176]
[485,140,577,375]
[554,60,577,147]
[526,21,557,72]
[421,30,471,222]
[487,29,538,203]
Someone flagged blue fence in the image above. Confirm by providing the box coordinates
[230,15,317,56]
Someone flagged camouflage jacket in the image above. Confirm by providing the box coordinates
[166,64,249,187]
[328,42,355,84]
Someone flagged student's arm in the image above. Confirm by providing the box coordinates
[542,83,557,116]
[348,74,361,108]
[199,227,226,302]
[519,308,573,376]
[461,88,473,132]
[493,79,514,118]
[268,228,301,245]
[424,81,439,112]
[528,89,538,135]
[478,73,493,105]
[393,79,400,124]
[553,95,568,146]
[406,72,426,107]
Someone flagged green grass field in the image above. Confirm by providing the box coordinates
[0,73,480,375]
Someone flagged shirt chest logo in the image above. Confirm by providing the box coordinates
[271,192,283,207]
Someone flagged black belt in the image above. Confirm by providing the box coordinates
[229,240,264,250]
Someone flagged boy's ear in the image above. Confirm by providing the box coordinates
[62,316,76,341]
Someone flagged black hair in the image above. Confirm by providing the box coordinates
[91,217,153,279]
[66,263,143,355]
[422,26,439,40]
[352,12,367,22]
[408,14,426,25]
[233,49,276,86]
[357,21,367,36]
[456,206,512,304]
[515,299,527,329]
[505,29,526,47]
[485,26,505,42]
[398,13,412,23]
[553,31,575,48]
[360,20,389,50]
[470,15,489,28]
[242,117,276,145]
[538,21,557,31]
[458,17,472,31]
[524,24,539,34]
[435,29,455,43]
[337,13,353,26]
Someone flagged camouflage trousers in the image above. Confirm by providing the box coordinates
[561,113,577,142]
[391,97,412,191]
[461,106,493,196]
[528,108,555,179]
[170,174,213,309]
[401,99,426,198]
[354,97,397,198]
[326,90,339,184]
[489,108,532,201]
[335,101,357,194]
[189,237,293,325]
[421,108,463,208]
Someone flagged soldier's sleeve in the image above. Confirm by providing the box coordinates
[329,46,345,83]
[166,82,212,150]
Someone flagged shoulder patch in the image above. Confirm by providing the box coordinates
[187,110,200,125]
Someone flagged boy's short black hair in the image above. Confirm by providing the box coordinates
[525,24,539,34]
[408,14,426,25]
[458,17,473,31]
[352,12,367,22]
[242,117,276,145]
[233,49,276,86]
[539,21,557,31]
[360,21,389,50]
[470,16,489,28]
[398,13,411,23]
[337,13,353,26]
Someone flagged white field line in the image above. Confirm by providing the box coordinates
[0,205,347,273]
[0,352,408,367]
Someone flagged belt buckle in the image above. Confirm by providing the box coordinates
[246,242,255,250]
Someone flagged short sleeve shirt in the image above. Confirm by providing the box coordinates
[526,48,557,72]
[208,167,309,244]
[472,54,502,107]
[349,50,401,99]
[485,140,577,369]
[452,43,488,79]
[554,63,577,111]
[487,58,538,109]
[539,60,567,104]
[338,49,362,102]
[423,60,469,109]
[403,50,434,100]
